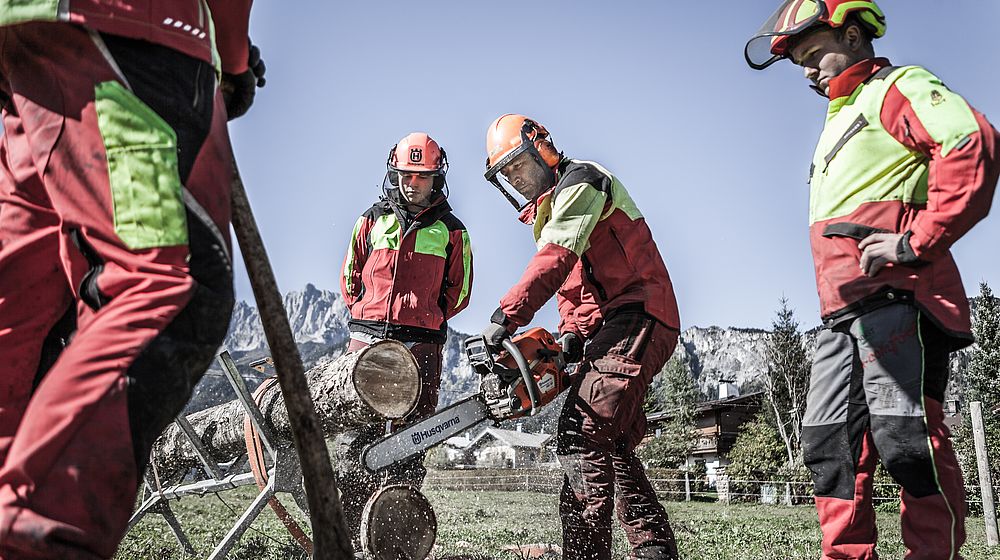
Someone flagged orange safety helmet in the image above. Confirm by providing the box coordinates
[745,0,886,70]
[383,132,449,205]
[484,114,562,210]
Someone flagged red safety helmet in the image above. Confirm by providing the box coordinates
[745,0,886,70]
[484,114,562,210]
[383,132,449,205]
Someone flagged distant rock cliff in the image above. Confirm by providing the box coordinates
[188,285,971,412]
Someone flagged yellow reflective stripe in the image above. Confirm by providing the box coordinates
[610,177,643,221]
[200,0,222,77]
[414,221,448,258]
[342,215,366,293]
[563,159,642,221]
[538,183,607,256]
[893,67,978,158]
[916,313,958,560]
[830,1,884,27]
[456,230,472,309]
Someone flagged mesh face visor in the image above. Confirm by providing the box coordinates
[484,127,538,211]
[382,168,448,208]
[485,162,533,211]
[745,0,824,70]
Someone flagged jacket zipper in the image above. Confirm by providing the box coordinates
[581,254,608,301]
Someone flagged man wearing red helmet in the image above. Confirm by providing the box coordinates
[338,132,473,541]
[747,1,1000,558]
[0,1,262,558]
[481,114,682,560]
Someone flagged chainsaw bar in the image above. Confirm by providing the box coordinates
[362,396,491,473]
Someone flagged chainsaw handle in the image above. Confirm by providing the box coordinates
[502,337,542,415]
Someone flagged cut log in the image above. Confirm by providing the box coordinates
[151,340,420,480]
[360,485,437,560]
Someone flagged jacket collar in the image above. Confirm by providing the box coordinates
[827,57,892,100]
[383,196,451,233]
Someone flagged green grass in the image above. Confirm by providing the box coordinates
[117,488,999,559]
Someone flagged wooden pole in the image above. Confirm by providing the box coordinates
[971,401,999,546]
[230,165,354,558]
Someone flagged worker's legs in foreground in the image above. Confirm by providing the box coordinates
[802,304,965,560]
[0,24,235,559]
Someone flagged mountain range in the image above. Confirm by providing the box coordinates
[187,284,969,413]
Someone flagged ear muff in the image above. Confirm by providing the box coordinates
[535,138,561,168]
[388,171,400,187]
[433,147,448,190]
[386,143,399,168]
[522,120,562,169]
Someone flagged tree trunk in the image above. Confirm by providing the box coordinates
[360,485,437,560]
[150,340,420,480]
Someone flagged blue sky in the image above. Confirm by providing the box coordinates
[230,0,1000,335]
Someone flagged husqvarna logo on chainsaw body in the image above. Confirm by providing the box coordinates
[410,416,462,445]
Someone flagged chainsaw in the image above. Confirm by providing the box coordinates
[361,327,572,473]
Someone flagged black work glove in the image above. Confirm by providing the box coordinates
[558,332,584,363]
[221,40,266,121]
[481,323,509,349]
[482,308,513,348]
[895,230,922,265]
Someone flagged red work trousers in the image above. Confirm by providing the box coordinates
[0,24,235,559]
[802,304,966,559]
[557,310,680,560]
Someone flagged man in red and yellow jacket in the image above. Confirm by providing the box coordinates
[0,1,261,557]
[481,114,681,560]
[747,1,999,558]
[339,132,473,541]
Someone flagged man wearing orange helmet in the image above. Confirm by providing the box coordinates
[747,1,1000,558]
[481,114,682,559]
[339,132,473,540]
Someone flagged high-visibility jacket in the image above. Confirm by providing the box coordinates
[0,0,252,74]
[809,58,999,342]
[499,158,680,340]
[341,199,472,344]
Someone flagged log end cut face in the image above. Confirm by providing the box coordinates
[360,485,437,560]
[353,340,421,419]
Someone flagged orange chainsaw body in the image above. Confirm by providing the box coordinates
[491,327,571,419]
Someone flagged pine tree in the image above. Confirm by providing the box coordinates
[644,356,699,419]
[966,282,1000,406]
[762,298,811,466]
[955,282,1000,489]
[639,357,700,468]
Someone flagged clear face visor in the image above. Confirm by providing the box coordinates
[745,0,824,70]
[484,142,535,211]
